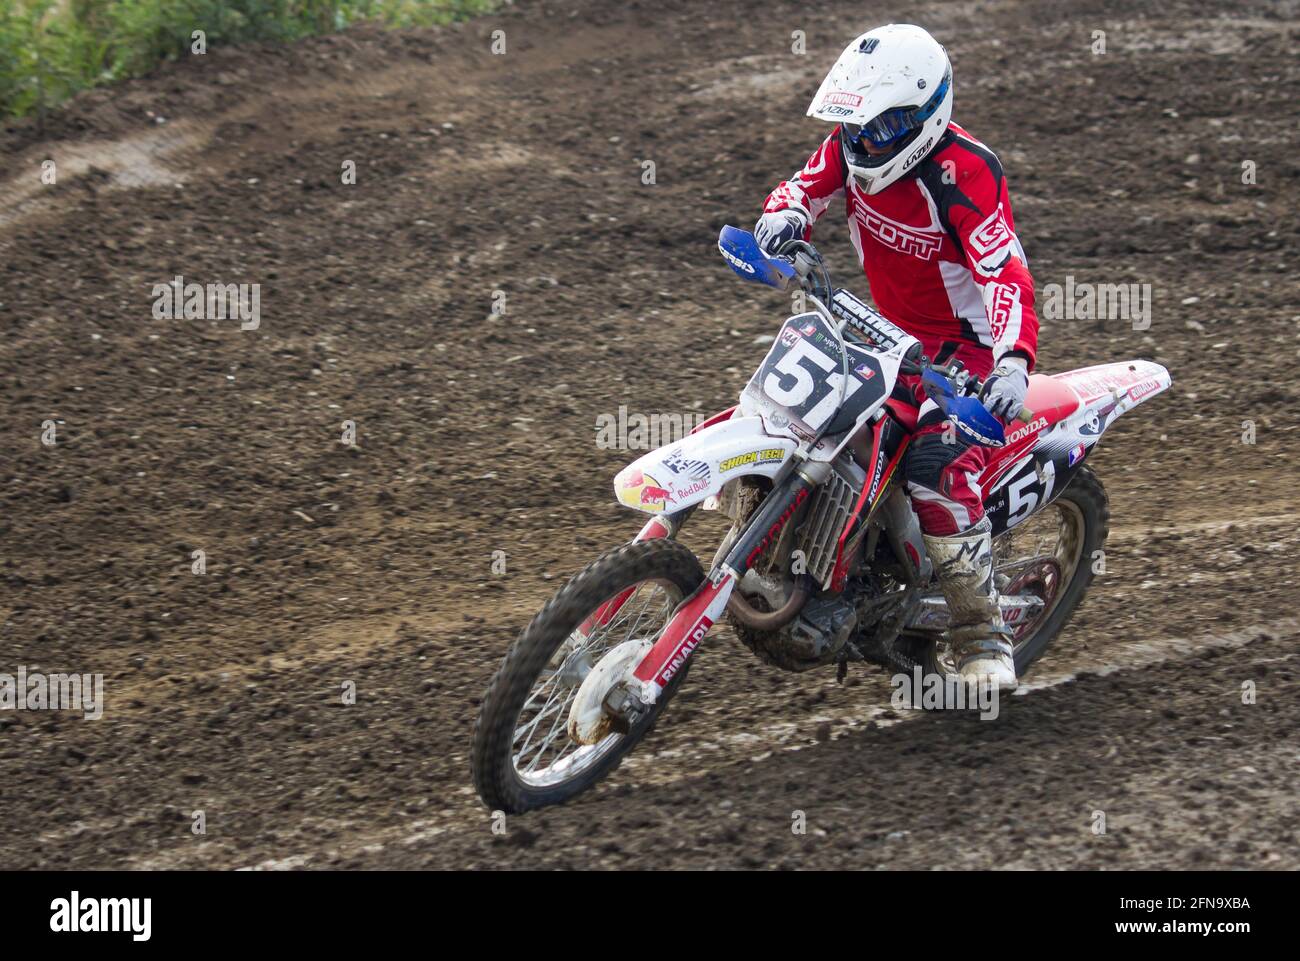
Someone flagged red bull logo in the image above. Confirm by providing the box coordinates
[617,469,674,512]
[640,484,674,506]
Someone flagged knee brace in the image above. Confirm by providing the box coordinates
[904,432,964,494]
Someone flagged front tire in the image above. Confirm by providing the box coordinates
[471,538,704,814]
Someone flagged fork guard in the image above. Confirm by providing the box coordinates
[613,415,797,516]
[630,463,828,701]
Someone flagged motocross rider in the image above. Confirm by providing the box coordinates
[753,23,1039,690]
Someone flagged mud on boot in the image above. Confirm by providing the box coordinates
[922,516,1019,691]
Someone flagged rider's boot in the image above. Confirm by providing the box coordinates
[923,516,1018,690]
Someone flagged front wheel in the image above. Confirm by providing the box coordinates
[471,538,704,814]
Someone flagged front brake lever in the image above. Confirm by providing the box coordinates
[776,239,832,304]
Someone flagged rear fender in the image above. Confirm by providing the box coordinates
[613,415,796,515]
[983,360,1171,535]
[1028,360,1172,468]
[979,360,1171,494]
[1053,360,1171,414]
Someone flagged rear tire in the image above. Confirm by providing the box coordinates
[471,538,704,813]
[1006,465,1109,673]
[919,465,1109,683]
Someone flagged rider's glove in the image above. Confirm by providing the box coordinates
[753,209,808,255]
[981,355,1029,422]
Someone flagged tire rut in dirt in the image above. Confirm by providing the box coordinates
[0,0,1296,868]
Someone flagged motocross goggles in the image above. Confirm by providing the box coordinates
[841,68,952,148]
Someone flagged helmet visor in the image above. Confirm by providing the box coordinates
[843,109,916,148]
[840,68,952,148]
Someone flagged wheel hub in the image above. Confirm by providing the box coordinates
[566,639,651,746]
[1003,556,1062,641]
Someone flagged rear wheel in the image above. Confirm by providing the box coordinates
[924,465,1109,680]
[998,466,1109,674]
[471,539,704,813]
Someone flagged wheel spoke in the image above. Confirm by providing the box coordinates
[992,500,1086,652]
[526,707,570,773]
[509,577,683,788]
[513,688,568,761]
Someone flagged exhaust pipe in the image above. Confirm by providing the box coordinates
[727,576,810,630]
[720,461,829,631]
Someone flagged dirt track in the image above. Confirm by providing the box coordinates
[1,0,1297,869]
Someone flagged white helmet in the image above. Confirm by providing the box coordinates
[807,24,954,195]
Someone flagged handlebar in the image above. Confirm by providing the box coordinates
[773,240,1033,425]
[901,356,1034,423]
[775,238,833,305]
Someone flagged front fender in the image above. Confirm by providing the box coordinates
[613,415,796,515]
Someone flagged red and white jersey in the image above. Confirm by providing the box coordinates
[763,122,1040,368]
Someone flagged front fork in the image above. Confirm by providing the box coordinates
[627,460,831,704]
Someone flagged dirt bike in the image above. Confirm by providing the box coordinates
[472,226,1171,813]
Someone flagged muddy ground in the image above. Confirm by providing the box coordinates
[0,0,1296,869]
